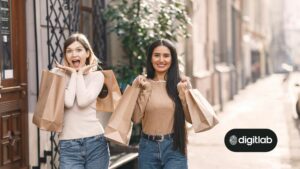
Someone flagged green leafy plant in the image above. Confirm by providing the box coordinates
[104,0,191,89]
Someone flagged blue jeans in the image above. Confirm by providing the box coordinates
[59,134,110,169]
[138,137,188,169]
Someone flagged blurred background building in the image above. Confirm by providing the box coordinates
[184,0,274,111]
[283,0,300,70]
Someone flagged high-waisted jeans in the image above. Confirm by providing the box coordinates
[59,134,110,169]
[138,137,188,169]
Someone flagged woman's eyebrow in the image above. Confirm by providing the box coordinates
[66,46,84,50]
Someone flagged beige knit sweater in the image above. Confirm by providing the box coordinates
[132,79,191,135]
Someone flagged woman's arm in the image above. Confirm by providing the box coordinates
[76,71,104,108]
[177,79,192,123]
[132,75,151,124]
[132,89,151,124]
[64,72,77,108]
[50,67,76,108]
[53,62,78,108]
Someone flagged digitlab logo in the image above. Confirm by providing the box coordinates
[225,129,277,152]
[229,135,238,145]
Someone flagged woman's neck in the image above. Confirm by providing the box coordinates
[154,73,166,81]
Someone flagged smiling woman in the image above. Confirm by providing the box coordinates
[131,39,192,169]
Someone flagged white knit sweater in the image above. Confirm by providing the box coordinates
[51,68,104,140]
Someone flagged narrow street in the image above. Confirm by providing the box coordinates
[188,74,300,169]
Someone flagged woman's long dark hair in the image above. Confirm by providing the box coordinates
[146,39,187,155]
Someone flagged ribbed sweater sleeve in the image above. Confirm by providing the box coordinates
[76,71,104,108]
[64,72,77,108]
[132,86,151,124]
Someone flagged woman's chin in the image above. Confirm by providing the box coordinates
[155,69,168,74]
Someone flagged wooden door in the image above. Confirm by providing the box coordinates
[0,0,28,169]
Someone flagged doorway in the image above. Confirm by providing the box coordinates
[0,1,29,168]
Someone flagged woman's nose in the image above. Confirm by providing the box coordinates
[158,56,164,61]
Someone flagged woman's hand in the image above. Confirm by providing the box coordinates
[177,76,191,93]
[55,61,76,74]
[133,75,151,90]
[78,63,97,74]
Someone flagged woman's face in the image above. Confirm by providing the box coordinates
[65,41,89,70]
[151,45,172,75]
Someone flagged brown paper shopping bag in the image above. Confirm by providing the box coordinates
[185,89,219,132]
[97,70,122,112]
[32,70,65,132]
[104,85,141,146]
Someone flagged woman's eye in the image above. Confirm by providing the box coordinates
[76,48,83,52]
[163,54,170,58]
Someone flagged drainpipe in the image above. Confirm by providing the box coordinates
[33,0,41,168]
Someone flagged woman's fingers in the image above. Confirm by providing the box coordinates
[179,76,192,89]
[139,75,147,86]
[55,62,76,73]
[132,76,142,87]
[55,60,63,69]
[139,76,145,83]
[133,75,147,87]
[181,76,190,82]
[177,81,189,91]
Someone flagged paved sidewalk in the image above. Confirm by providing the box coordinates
[187,74,300,169]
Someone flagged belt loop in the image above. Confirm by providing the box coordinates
[157,135,164,142]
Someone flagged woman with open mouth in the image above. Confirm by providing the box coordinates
[54,33,109,169]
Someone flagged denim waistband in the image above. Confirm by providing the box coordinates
[60,134,104,142]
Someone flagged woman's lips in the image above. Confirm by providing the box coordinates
[72,60,81,68]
